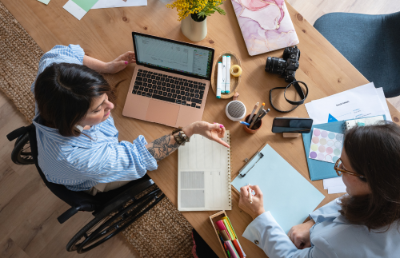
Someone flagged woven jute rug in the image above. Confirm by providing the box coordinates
[0,2,193,257]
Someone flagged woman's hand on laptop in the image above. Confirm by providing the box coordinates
[183,121,230,148]
[104,51,136,74]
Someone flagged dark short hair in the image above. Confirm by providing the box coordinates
[340,122,400,230]
[34,63,113,136]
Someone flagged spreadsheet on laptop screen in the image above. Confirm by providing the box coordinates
[134,34,213,79]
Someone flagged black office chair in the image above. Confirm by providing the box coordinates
[7,123,165,253]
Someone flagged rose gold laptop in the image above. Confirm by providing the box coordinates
[122,32,215,128]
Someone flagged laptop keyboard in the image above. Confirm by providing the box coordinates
[132,69,205,108]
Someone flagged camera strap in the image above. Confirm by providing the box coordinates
[269,80,308,113]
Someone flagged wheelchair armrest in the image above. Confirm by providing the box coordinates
[57,204,94,224]
[7,126,29,141]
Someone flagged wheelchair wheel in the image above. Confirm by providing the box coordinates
[67,187,165,253]
[11,133,34,165]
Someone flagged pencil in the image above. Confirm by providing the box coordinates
[249,103,265,129]
[247,102,259,123]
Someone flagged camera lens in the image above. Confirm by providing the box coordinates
[265,57,286,75]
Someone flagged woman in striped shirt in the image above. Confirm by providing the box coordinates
[32,44,229,195]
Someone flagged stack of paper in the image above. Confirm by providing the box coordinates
[306,82,391,125]
[323,177,346,194]
[63,0,147,20]
[305,82,391,191]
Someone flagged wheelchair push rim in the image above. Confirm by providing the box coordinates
[67,188,165,253]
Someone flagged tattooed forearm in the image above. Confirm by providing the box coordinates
[146,134,180,161]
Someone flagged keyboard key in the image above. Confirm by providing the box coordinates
[156,76,161,80]
[177,95,182,100]
[200,90,204,98]
[181,90,186,95]
[139,87,144,91]
[191,103,196,107]
[182,96,186,101]
[172,94,177,98]
[195,89,199,93]
[135,81,143,86]
[143,82,148,87]
[143,78,148,82]
[191,98,202,104]
[157,81,162,86]
[137,91,142,95]
[161,77,166,82]
[190,88,194,92]
[141,92,146,96]
[171,89,176,93]
[162,92,167,96]
[151,75,155,79]
[182,101,187,105]
[149,89,153,93]
[152,85,157,89]
[166,88,171,93]
[196,106,201,109]
[153,90,158,94]
[185,92,190,97]
[133,85,139,90]
[144,88,148,92]
[166,79,170,83]
[199,85,205,90]
[186,97,191,102]
[157,86,162,90]
[153,94,176,103]
[183,79,188,82]
[167,93,172,97]
[162,87,166,91]
[146,74,151,78]
[176,99,181,104]
[139,69,144,72]
[190,93,194,97]
[195,94,200,98]
[187,104,191,106]
[184,83,188,86]
[189,83,194,87]
[132,90,137,94]
[162,82,166,86]
[146,93,152,97]
[162,74,167,77]
[176,86,181,90]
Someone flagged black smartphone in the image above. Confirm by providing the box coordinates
[272,117,313,133]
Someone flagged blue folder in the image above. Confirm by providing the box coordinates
[302,121,344,181]
[303,115,386,181]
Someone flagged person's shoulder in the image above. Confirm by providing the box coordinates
[38,44,85,69]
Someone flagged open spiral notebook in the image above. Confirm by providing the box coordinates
[178,131,231,211]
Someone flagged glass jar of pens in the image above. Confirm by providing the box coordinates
[241,102,270,134]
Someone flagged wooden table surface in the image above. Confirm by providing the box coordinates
[3,0,400,257]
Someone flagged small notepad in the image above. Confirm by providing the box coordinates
[308,129,343,164]
[178,132,231,211]
[63,0,99,20]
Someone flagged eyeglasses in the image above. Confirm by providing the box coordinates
[334,158,366,179]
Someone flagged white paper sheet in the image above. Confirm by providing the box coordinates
[323,176,347,194]
[92,0,147,9]
[328,185,347,194]
[306,83,391,125]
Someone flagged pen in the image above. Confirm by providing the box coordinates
[217,62,223,99]
[248,184,253,204]
[240,121,250,126]
[253,108,270,125]
[249,103,265,129]
[225,55,231,94]
[247,102,259,123]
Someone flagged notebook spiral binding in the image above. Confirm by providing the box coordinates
[226,132,232,208]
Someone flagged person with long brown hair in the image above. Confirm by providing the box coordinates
[32,45,229,195]
[238,122,400,257]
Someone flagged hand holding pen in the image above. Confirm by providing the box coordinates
[238,185,265,219]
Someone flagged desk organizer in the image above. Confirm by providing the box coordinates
[209,210,246,258]
[211,52,242,99]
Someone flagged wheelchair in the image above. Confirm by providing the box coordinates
[7,123,165,253]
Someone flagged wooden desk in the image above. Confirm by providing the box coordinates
[3,0,400,257]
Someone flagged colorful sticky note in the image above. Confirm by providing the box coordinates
[63,0,99,20]
[38,0,50,4]
[309,129,343,164]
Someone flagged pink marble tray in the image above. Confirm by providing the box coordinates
[231,0,299,56]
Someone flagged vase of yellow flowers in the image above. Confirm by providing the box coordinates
[167,0,226,42]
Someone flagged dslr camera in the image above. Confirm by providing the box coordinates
[265,46,300,83]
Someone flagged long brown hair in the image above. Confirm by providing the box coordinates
[34,63,114,137]
[340,122,400,230]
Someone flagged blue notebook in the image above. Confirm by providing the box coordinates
[231,144,325,234]
[302,121,345,181]
[303,115,386,181]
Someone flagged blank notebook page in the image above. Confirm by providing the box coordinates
[178,132,231,211]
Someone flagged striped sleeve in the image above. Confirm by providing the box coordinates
[63,136,158,183]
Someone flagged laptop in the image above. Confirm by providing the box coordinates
[123,32,215,128]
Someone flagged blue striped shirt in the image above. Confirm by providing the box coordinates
[31,45,158,191]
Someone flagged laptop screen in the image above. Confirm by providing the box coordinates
[133,32,214,80]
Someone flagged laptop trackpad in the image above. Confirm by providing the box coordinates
[146,100,179,127]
